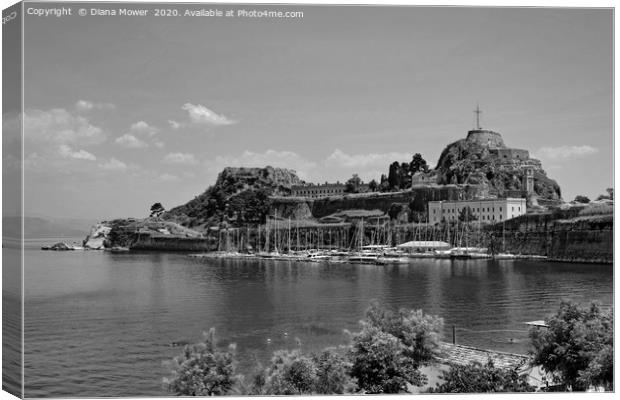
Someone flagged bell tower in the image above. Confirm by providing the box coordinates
[522,166,534,194]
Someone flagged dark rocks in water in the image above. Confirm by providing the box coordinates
[41,242,75,251]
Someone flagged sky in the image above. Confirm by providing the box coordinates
[6,2,613,219]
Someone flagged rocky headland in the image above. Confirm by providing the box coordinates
[82,127,611,262]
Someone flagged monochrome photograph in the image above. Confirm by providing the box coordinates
[1,0,614,397]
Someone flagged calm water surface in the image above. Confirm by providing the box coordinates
[23,242,613,397]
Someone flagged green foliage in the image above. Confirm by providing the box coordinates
[578,202,613,216]
[379,174,390,192]
[409,153,429,174]
[429,359,535,393]
[267,350,316,395]
[368,179,379,192]
[345,174,363,193]
[248,347,357,395]
[150,202,165,217]
[312,348,357,394]
[529,300,613,391]
[387,203,409,221]
[385,155,430,191]
[573,195,590,204]
[164,328,239,396]
[349,324,423,393]
[388,162,403,190]
[166,167,298,228]
[348,302,443,393]
[458,206,477,222]
[363,301,443,365]
[596,188,614,201]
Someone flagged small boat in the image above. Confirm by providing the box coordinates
[347,254,379,264]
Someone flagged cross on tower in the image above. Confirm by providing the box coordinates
[474,104,482,130]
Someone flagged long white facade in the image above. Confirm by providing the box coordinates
[428,198,527,224]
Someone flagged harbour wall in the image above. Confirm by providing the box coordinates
[129,234,215,251]
[485,212,613,263]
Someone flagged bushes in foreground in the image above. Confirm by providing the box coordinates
[164,302,441,395]
[164,300,613,395]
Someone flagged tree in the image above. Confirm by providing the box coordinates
[362,301,443,365]
[429,359,535,393]
[409,153,429,175]
[368,179,379,192]
[379,174,390,192]
[150,202,165,217]
[345,174,363,193]
[164,328,239,396]
[348,302,443,393]
[349,324,422,393]
[573,195,590,204]
[401,162,412,188]
[529,300,613,391]
[458,206,477,222]
[596,188,614,201]
[387,162,403,190]
[259,349,317,395]
[313,348,357,394]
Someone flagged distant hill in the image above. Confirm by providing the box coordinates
[165,166,302,230]
[3,216,95,239]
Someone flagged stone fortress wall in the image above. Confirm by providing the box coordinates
[466,129,530,163]
[466,129,506,148]
[490,148,530,161]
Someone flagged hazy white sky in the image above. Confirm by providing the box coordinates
[13,3,612,219]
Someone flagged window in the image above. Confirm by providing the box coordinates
[500,215,502,220]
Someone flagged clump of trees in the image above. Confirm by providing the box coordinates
[429,359,535,393]
[344,174,363,193]
[530,300,613,391]
[348,301,443,393]
[383,153,430,191]
[165,302,442,395]
[150,202,165,218]
[458,206,477,222]
[163,328,239,396]
[573,195,591,204]
[596,187,614,201]
[164,301,613,395]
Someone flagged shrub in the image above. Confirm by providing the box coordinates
[163,328,239,396]
[348,302,443,393]
[530,300,613,391]
[429,359,535,393]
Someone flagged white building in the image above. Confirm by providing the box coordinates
[428,198,526,225]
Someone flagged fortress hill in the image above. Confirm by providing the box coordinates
[465,129,530,162]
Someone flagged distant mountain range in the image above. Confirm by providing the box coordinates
[3,216,96,239]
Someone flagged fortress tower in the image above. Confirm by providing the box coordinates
[522,166,535,194]
[466,129,506,148]
[465,105,506,148]
[464,106,530,160]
